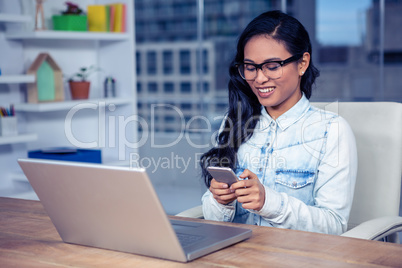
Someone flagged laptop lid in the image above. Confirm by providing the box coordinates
[18,158,251,262]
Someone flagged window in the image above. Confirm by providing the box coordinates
[146,51,157,74]
[163,51,173,74]
[179,50,191,74]
[197,103,208,110]
[164,115,176,122]
[180,103,192,110]
[148,82,158,93]
[319,47,349,64]
[196,49,209,74]
[180,82,192,93]
[136,52,141,74]
[216,103,227,110]
[163,82,174,93]
[197,82,209,93]
[385,52,402,64]
[135,0,402,134]
[313,0,402,101]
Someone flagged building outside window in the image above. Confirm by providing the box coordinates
[135,0,402,134]
[133,0,401,217]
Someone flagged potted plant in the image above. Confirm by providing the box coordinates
[52,2,87,32]
[68,66,99,100]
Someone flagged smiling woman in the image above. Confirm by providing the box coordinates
[200,10,358,235]
[129,0,401,217]
[241,35,308,119]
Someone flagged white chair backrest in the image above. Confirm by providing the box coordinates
[312,102,402,230]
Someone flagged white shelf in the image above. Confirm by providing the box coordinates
[0,133,37,145]
[11,172,28,182]
[0,14,31,23]
[5,30,130,41]
[14,98,132,112]
[0,1,136,200]
[0,75,35,84]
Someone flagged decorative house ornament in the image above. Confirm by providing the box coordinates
[27,53,64,103]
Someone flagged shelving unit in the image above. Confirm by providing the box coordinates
[14,98,132,112]
[0,75,35,84]
[0,14,30,23]
[0,0,137,199]
[10,172,27,182]
[6,30,130,40]
[0,134,38,145]
[0,8,38,148]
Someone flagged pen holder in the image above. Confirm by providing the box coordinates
[0,116,18,136]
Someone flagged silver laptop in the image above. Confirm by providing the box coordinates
[18,158,251,262]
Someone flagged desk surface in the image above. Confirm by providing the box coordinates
[1,197,401,267]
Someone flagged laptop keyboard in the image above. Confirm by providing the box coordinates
[176,233,204,247]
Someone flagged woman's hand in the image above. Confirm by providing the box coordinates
[230,169,266,211]
[209,179,237,205]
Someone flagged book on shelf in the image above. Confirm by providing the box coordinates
[87,3,126,33]
[87,5,107,32]
[106,5,115,32]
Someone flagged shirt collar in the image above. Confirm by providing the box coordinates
[259,94,311,131]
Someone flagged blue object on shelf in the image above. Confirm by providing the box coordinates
[28,147,102,163]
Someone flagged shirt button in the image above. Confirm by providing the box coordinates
[259,168,263,172]
[292,181,297,187]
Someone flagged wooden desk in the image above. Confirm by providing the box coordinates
[1,197,401,267]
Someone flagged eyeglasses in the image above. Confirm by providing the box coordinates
[237,54,303,81]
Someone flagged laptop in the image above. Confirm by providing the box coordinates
[18,158,252,262]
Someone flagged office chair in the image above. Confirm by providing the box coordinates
[176,102,402,242]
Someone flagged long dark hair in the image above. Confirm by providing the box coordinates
[200,10,320,187]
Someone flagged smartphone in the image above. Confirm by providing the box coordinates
[207,166,239,186]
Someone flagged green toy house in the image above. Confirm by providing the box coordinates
[27,53,64,103]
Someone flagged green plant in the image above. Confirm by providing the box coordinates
[62,2,84,15]
[69,66,99,82]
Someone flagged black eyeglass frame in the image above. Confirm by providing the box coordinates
[236,53,304,81]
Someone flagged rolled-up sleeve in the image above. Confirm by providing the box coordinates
[202,190,237,222]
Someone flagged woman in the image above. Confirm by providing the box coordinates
[200,10,357,235]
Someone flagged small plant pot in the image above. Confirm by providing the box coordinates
[52,15,87,31]
[69,81,90,100]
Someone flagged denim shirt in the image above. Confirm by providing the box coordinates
[202,95,357,235]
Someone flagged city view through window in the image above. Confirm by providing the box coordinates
[135,0,401,134]
[133,0,402,213]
